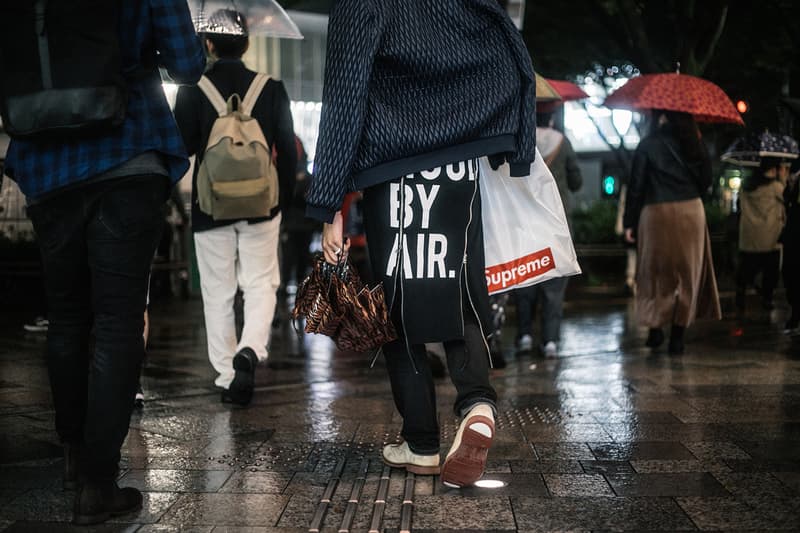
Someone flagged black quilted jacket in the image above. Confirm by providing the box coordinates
[306,0,537,223]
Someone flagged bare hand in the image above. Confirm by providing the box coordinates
[624,228,636,244]
[322,211,350,265]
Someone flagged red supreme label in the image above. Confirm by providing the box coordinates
[485,248,556,293]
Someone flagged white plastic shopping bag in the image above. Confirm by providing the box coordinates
[479,150,581,295]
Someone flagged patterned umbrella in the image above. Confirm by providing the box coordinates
[537,79,589,113]
[547,79,590,101]
[535,73,562,103]
[603,73,743,125]
[721,131,799,167]
[189,0,303,39]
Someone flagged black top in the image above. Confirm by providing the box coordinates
[782,179,800,246]
[174,59,297,233]
[623,130,711,230]
[306,0,537,223]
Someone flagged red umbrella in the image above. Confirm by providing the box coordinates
[546,79,590,101]
[603,73,743,125]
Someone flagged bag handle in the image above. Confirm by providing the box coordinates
[241,73,270,116]
[226,94,242,114]
[197,76,227,117]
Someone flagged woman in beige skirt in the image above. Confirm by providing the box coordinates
[623,110,721,354]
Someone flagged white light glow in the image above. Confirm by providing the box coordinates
[474,479,506,489]
[612,110,633,136]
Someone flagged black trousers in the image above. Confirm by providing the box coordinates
[785,245,800,322]
[381,291,497,455]
[736,250,781,304]
[28,175,167,481]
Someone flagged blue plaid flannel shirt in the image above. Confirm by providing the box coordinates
[4,0,206,201]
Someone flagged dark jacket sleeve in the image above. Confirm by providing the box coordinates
[623,141,649,230]
[490,1,536,176]
[173,85,201,156]
[563,139,583,192]
[150,0,206,84]
[305,0,384,223]
[270,80,298,212]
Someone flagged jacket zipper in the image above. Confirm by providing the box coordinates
[460,162,493,368]
[370,176,417,372]
[396,177,418,373]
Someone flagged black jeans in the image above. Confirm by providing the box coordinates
[736,250,781,305]
[514,277,568,344]
[28,175,167,481]
[382,293,497,455]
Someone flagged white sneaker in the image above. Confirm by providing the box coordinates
[23,317,49,333]
[518,334,533,352]
[543,341,557,358]
[382,441,440,475]
[441,404,495,488]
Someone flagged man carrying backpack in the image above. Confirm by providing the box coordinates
[0,0,205,525]
[173,10,297,407]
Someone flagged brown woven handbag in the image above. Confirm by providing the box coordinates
[292,254,396,352]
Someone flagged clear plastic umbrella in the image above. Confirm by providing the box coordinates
[189,0,303,39]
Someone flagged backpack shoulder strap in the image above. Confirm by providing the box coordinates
[197,76,227,117]
[241,73,271,116]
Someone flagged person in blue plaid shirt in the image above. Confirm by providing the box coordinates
[3,0,205,524]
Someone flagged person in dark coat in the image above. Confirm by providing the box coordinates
[306,0,536,488]
[173,11,297,406]
[514,111,582,357]
[782,170,800,333]
[736,160,787,314]
[623,110,721,355]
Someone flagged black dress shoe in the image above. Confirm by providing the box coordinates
[645,328,664,348]
[73,480,143,525]
[63,443,79,490]
[229,347,258,406]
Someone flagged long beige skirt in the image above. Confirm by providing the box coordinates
[636,198,721,328]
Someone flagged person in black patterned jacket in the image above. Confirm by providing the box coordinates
[306,0,536,488]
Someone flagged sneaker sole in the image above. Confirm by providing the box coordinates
[382,457,441,476]
[440,416,494,488]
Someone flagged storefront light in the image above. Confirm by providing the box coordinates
[728,177,742,191]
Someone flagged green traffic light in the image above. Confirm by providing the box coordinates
[603,176,616,196]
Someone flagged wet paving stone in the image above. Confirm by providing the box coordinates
[579,460,636,475]
[772,471,800,493]
[413,495,516,530]
[588,441,697,461]
[0,464,62,490]
[107,492,183,525]
[607,472,730,497]
[509,459,585,474]
[2,522,140,532]
[217,472,293,494]
[531,442,595,460]
[542,473,614,497]
[135,525,212,533]
[0,435,61,465]
[512,497,696,531]
[683,440,752,461]
[676,496,777,530]
[2,298,800,530]
[437,473,549,498]
[159,494,290,527]
[118,469,232,493]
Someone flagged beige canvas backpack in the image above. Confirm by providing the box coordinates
[196,73,279,220]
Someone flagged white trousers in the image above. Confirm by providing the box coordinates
[194,215,281,388]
